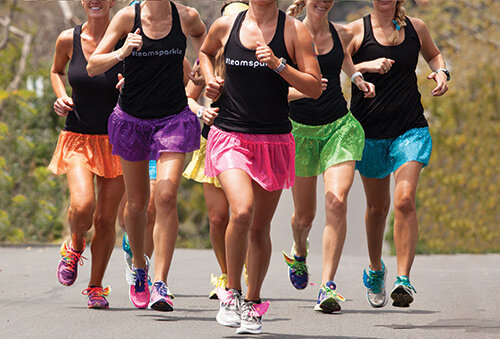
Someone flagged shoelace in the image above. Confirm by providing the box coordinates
[321,284,346,302]
[363,269,385,294]
[156,283,175,299]
[61,243,86,272]
[289,260,307,275]
[396,276,417,293]
[82,286,111,302]
[134,269,148,293]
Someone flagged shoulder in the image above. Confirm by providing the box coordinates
[346,18,364,36]
[116,4,136,20]
[284,14,311,40]
[175,3,202,23]
[56,28,74,50]
[333,23,354,46]
[210,14,238,34]
[408,16,428,34]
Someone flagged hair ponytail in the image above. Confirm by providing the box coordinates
[389,0,407,44]
[286,0,306,18]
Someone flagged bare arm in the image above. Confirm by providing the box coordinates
[87,8,136,77]
[179,5,206,57]
[50,29,74,116]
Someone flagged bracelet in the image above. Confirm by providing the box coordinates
[114,50,124,62]
[351,71,363,83]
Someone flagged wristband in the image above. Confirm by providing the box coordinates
[435,68,451,81]
[273,58,287,73]
[196,107,205,119]
[351,71,363,83]
[114,50,124,62]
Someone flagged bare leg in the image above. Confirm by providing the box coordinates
[145,179,156,258]
[66,167,96,251]
[120,158,150,269]
[218,169,255,292]
[152,152,185,284]
[393,161,422,277]
[88,175,124,287]
[290,176,317,257]
[204,183,230,274]
[321,161,355,284]
[360,174,391,271]
[246,182,282,301]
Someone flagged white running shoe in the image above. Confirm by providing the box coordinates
[236,300,270,335]
[216,288,241,327]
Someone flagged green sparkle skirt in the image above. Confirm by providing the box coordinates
[292,112,365,177]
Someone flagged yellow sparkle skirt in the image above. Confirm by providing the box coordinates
[182,136,221,188]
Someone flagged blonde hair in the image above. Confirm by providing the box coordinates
[389,0,407,44]
[287,0,306,17]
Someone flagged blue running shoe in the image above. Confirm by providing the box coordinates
[363,260,388,308]
[390,275,416,307]
[314,281,345,313]
[122,233,133,258]
[282,240,309,290]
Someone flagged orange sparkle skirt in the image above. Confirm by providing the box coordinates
[48,131,122,178]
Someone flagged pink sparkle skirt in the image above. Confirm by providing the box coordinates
[205,126,295,191]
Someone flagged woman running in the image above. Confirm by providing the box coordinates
[200,0,322,334]
[347,0,449,308]
[87,0,206,310]
[49,0,123,309]
[284,0,375,313]
[182,0,249,301]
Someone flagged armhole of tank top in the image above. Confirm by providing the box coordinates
[329,22,344,58]
[70,25,82,63]
[277,11,292,63]
[170,2,182,35]
[363,15,372,43]
[228,11,246,48]
[134,3,141,31]
[404,17,421,49]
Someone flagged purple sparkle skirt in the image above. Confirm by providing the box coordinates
[108,105,200,161]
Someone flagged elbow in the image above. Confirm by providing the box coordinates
[86,64,96,78]
[309,83,323,99]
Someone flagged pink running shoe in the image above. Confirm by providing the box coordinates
[129,266,150,309]
[82,286,111,309]
[57,240,86,286]
[149,281,174,311]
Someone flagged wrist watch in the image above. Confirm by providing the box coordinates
[436,68,451,81]
[273,57,287,73]
[196,107,205,119]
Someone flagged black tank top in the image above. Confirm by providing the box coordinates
[118,2,188,119]
[351,15,427,139]
[65,25,121,135]
[290,23,348,125]
[214,10,292,134]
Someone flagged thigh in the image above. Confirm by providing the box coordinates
[204,183,229,218]
[156,152,185,188]
[251,182,282,233]
[291,176,317,217]
[95,175,125,218]
[323,161,356,197]
[360,174,391,207]
[218,169,255,211]
[394,161,423,199]
[66,167,96,205]
[120,158,150,203]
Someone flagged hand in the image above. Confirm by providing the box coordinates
[54,96,73,117]
[116,73,125,92]
[256,41,279,69]
[365,57,395,74]
[189,60,205,86]
[427,71,448,96]
[202,107,219,125]
[355,78,376,98]
[321,78,328,92]
[205,76,224,100]
[119,28,142,59]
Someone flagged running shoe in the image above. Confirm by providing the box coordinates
[216,288,241,327]
[124,249,152,286]
[57,240,86,286]
[390,275,416,307]
[122,232,133,258]
[236,300,270,335]
[314,281,345,313]
[363,260,388,308]
[209,273,228,300]
[282,240,309,290]
[82,286,111,309]
[149,281,174,311]
[129,257,151,309]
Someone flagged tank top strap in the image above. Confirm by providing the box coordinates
[362,15,372,43]
[229,10,247,43]
[329,22,344,57]
[275,10,286,39]
[133,2,141,31]
[170,2,182,34]
[403,16,421,47]
[72,24,83,53]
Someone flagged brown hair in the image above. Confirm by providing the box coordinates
[286,0,306,17]
[389,0,407,44]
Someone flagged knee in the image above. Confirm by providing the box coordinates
[325,192,348,217]
[69,199,95,221]
[292,211,315,230]
[395,195,416,215]
[366,200,390,219]
[209,211,229,232]
[126,197,149,216]
[93,213,117,233]
[249,227,270,244]
[231,206,253,228]
[155,189,177,210]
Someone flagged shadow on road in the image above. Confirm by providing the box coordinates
[224,334,378,339]
[376,318,500,334]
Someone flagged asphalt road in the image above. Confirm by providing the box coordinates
[1,245,499,339]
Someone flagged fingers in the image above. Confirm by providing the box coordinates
[54,98,72,116]
[431,81,448,96]
[116,73,125,90]
[205,79,224,100]
[321,78,328,91]
[378,58,395,74]
[364,82,376,98]
[134,28,140,35]
[202,107,219,125]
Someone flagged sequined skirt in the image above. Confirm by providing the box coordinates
[292,112,365,177]
[182,136,221,188]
